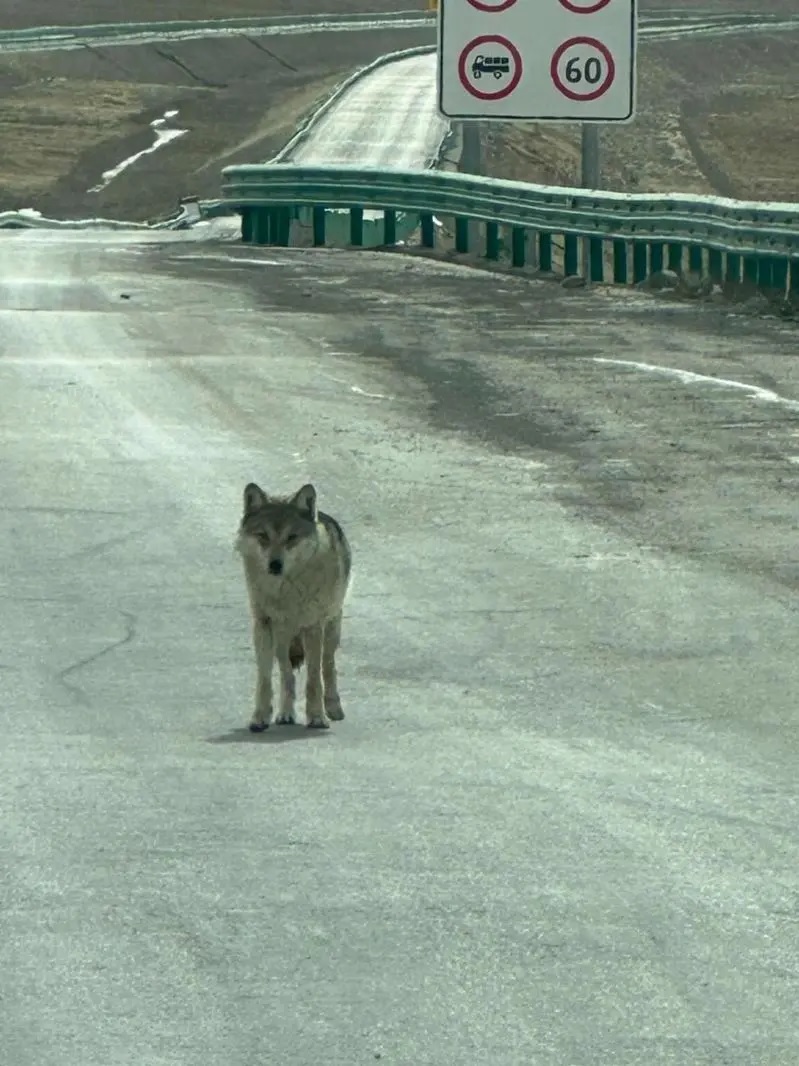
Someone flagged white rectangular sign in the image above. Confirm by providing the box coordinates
[438,0,637,122]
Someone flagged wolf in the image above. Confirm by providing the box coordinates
[236,481,352,731]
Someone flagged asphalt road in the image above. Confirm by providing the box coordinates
[288,51,446,169]
[1,228,798,1066]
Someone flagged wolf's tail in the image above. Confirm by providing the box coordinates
[289,634,305,670]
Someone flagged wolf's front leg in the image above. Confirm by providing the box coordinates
[249,617,274,732]
[303,623,328,729]
[322,613,344,721]
[274,635,297,725]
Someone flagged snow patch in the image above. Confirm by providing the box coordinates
[88,110,188,194]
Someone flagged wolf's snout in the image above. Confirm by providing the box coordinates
[268,558,283,576]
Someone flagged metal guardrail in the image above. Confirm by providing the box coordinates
[1,9,795,50]
[221,164,799,293]
[0,10,434,52]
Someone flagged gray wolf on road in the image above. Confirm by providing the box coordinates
[236,482,352,731]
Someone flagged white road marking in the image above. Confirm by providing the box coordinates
[593,357,799,413]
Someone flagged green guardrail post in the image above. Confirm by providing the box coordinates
[771,258,789,296]
[688,245,703,274]
[511,226,526,268]
[420,213,436,248]
[383,208,397,245]
[485,221,500,261]
[455,216,470,254]
[725,253,741,284]
[708,248,723,283]
[253,207,271,245]
[743,255,759,285]
[241,208,254,244]
[564,234,579,276]
[650,242,664,273]
[789,260,799,300]
[613,240,628,284]
[757,256,774,290]
[589,237,604,283]
[538,233,553,272]
[312,205,326,246]
[632,242,648,283]
[275,206,291,247]
[667,242,683,272]
[350,206,364,247]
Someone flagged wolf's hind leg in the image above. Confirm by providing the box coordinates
[322,613,344,721]
[303,623,329,729]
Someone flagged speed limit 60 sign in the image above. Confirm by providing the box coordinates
[438,0,636,122]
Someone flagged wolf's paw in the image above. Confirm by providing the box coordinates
[274,712,296,726]
[306,714,331,730]
[249,720,269,733]
[325,699,345,722]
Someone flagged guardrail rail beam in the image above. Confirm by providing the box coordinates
[221,163,798,301]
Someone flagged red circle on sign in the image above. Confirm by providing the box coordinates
[458,35,523,101]
[558,0,612,12]
[468,0,518,11]
[550,37,615,101]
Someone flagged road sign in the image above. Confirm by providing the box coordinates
[467,0,518,10]
[559,0,611,12]
[551,37,615,101]
[438,0,636,122]
[458,35,523,100]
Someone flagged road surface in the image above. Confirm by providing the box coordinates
[288,50,446,169]
[1,228,798,1065]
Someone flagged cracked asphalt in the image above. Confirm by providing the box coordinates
[1,227,798,1065]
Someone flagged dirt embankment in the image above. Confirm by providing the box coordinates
[0,25,435,220]
[481,32,799,202]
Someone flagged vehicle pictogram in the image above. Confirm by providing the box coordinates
[458,35,523,100]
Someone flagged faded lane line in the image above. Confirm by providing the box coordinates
[592,358,799,413]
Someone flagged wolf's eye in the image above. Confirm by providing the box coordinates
[257,532,270,545]
[285,534,298,546]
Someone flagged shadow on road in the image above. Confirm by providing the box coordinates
[206,725,334,744]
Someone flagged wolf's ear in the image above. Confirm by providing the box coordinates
[243,482,268,515]
[290,483,317,521]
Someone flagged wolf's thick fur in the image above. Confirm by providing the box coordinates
[236,482,352,731]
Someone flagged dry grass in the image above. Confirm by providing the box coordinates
[0,24,434,218]
[192,75,345,177]
[0,80,174,195]
[482,32,799,202]
[684,94,799,202]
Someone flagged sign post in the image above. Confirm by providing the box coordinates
[438,0,637,184]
